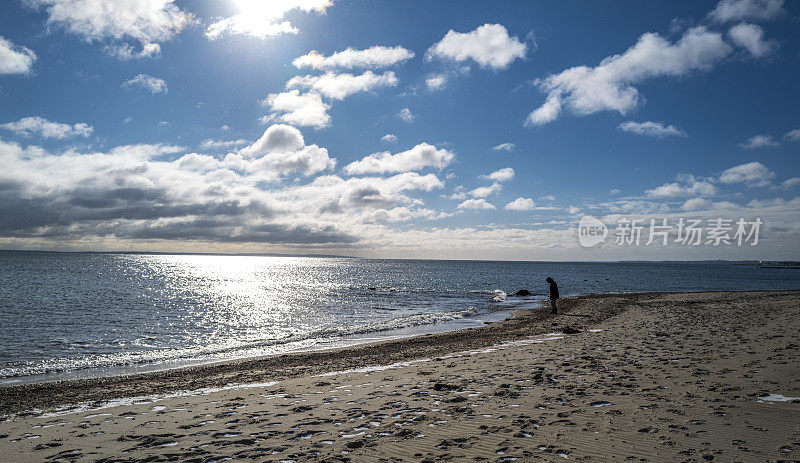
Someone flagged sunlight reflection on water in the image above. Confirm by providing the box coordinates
[1,252,799,381]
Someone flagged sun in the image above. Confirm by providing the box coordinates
[233,0,285,20]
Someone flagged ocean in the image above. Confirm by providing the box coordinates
[2,251,799,385]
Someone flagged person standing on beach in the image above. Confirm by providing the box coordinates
[546,277,559,314]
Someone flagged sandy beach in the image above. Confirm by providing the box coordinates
[1,290,799,462]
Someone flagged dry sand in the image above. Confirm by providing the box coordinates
[1,291,799,462]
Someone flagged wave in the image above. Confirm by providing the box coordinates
[0,298,511,381]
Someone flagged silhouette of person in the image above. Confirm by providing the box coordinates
[546,277,559,314]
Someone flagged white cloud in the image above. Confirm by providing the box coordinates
[718,161,774,186]
[728,23,775,57]
[491,142,515,151]
[458,198,496,210]
[568,206,580,215]
[504,197,535,211]
[105,42,161,60]
[681,198,711,211]
[240,124,305,156]
[381,134,398,143]
[541,194,556,201]
[26,0,193,59]
[199,138,249,150]
[263,90,331,129]
[398,108,414,123]
[293,46,414,70]
[469,183,502,198]
[526,27,731,126]
[1,116,93,139]
[426,23,526,70]
[780,178,800,190]
[708,0,785,23]
[0,136,447,249]
[286,71,398,100]
[740,134,780,149]
[343,143,454,175]
[442,187,467,200]
[216,125,337,179]
[619,121,687,138]
[123,74,168,94]
[480,167,515,183]
[425,74,447,91]
[0,36,37,75]
[646,176,717,198]
[360,206,450,224]
[205,0,331,40]
[785,129,800,142]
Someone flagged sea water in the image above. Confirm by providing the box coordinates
[1,251,798,384]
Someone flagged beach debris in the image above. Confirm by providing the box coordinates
[433,383,460,391]
[561,326,581,335]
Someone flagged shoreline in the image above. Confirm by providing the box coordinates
[0,292,625,418]
[0,290,795,418]
[0,306,519,388]
[1,290,798,461]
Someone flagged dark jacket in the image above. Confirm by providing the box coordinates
[549,280,559,299]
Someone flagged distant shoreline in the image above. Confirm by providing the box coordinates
[0,249,767,263]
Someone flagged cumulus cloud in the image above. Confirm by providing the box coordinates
[263,90,331,129]
[740,134,780,149]
[206,0,331,40]
[480,167,515,182]
[286,71,398,100]
[426,23,526,70]
[25,0,193,59]
[491,143,515,151]
[381,134,398,143]
[504,197,535,211]
[718,161,774,186]
[0,129,455,248]
[708,0,785,23]
[785,129,800,142]
[646,175,717,198]
[237,124,335,176]
[1,116,93,139]
[781,178,800,190]
[619,121,687,138]
[343,143,454,175]
[442,186,467,200]
[526,27,731,126]
[397,108,414,123]
[458,198,496,210]
[728,23,775,57]
[0,36,37,75]
[425,74,447,91]
[123,74,168,94]
[469,183,502,198]
[292,45,414,70]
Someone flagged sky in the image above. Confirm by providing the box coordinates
[0,0,798,260]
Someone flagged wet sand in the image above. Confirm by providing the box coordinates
[1,291,799,461]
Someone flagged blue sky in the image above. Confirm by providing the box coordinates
[0,0,798,260]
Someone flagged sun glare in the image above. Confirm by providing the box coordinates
[233,0,284,19]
